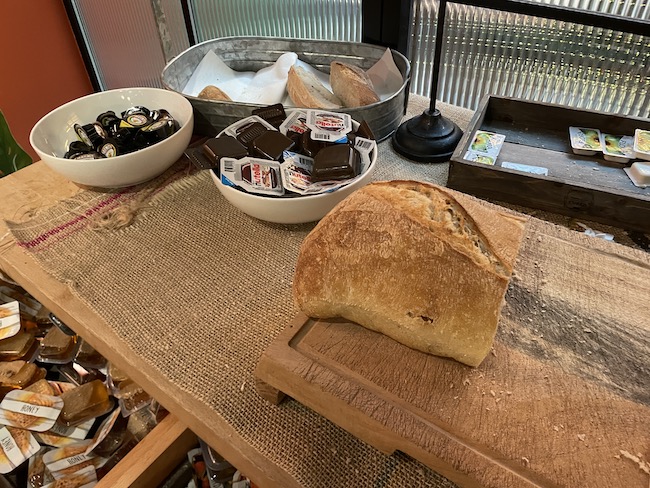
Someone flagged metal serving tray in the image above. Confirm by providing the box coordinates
[161,36,410,141]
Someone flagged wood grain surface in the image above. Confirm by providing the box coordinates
[255,218,650,488]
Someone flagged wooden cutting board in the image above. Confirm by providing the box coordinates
[255,217,650,488]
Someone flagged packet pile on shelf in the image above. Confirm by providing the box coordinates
[570,127,650,187]
[185,103,377,198]
[0,279,164,488]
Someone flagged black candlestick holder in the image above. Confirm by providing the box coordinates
[392,0,463,163]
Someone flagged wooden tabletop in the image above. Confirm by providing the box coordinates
[0,162,299,487]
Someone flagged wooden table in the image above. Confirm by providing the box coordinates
[0,162,296,487]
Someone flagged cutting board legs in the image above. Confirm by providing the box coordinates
[255,378,286,405]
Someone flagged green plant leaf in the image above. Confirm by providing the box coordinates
[0,110,32,178]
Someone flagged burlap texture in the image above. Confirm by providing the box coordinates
[3,95,643,487]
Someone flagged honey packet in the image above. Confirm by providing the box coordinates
[41,464,97,488]
[42,440,101,480]
[0,425,41,473]
[0,390,64,432]
[36,418,95,448]
[0,301,21,341]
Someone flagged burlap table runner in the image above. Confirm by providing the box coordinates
[3,95,644,487]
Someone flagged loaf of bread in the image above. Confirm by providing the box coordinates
[293,181,527,367]
[287,65,343,110]
[329,61,380,107]
[197,85,232,101]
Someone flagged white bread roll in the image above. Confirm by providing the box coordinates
[286,65,343,109]
[329,61,380,107]
[293,181,527,367]
[197,85,232,101]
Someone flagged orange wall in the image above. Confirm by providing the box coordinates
[0,1,93,162]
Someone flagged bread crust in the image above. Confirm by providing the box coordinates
[287,65,342,109]
[292,181,527,367]
[329,61,380,108]
[197,85,232,101]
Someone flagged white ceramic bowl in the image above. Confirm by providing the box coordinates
[211,119,377,224]
[30,87,194,188]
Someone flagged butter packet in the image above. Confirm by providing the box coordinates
[599,133,635,164]
[305,110,352,142]
[220,157,284,196]
[41,464,97,488]
[569,126,602,155]
[0,389,64,432]
[0,425,41,473]
[0,301,21,340]
[634,128,650,161]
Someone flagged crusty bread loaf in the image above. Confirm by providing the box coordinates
[329,61,380,107]
[293,181,527,367]
[286,65,343,109]
[197,85,232,101]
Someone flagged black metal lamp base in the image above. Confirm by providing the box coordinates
[391,108,463,163]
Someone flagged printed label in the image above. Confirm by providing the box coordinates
[279,111,309,135]
[305,110,352,142]
[501,161,549,176]
[569,127,602,153]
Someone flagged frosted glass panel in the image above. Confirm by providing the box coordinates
[408,0,650,117]
[72,0,190,90]
[189,0,362,42]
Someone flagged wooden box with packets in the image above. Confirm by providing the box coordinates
[448,95,650,233]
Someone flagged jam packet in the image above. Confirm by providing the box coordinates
[0,301,21,341]
[634,129,650,161]
[0,425,41,473]
[569,127,602,155]
[599,133,635,164]
[220,157,284,196]
[464,130,506,165]
[305,110,352,142]
[0,389,64,432]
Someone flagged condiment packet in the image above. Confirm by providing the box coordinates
[624,162,650,188]
[36,417,95,447]
[0,301,21,340]
[83,408,121,456]
[280,152,353,196]
[599,133,635,163]
[634,128,650,161]
[569,127,602,155]
[220,157,284,196]
[353,137,376,174]
[223,115,275,138]
[0,390,63,432]
[464,130,506,164]
[43,440,100,480]
[279,110,309,135]
[305,110,352,142]
[41,464,97,488]
[0,425,41,473]
[114,380,152,417]
[28,447,52,488]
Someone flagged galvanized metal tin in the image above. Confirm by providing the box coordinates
[161,36,410,141]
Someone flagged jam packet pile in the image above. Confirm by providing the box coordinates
[185,104,377,197]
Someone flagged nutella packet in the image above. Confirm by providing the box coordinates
[223,115,275,138]
[464,130,505,164]
[42,440,101,480]
[279,110,309,135]
[0,301,21,340]
[305,110,352,142]
[220,157,284,196]
[279,152,348,196]
[569,126,602,155]
[42,464,97,488]
[0,390,64,432]
[353,136,376,173]
[0,425,41,473]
